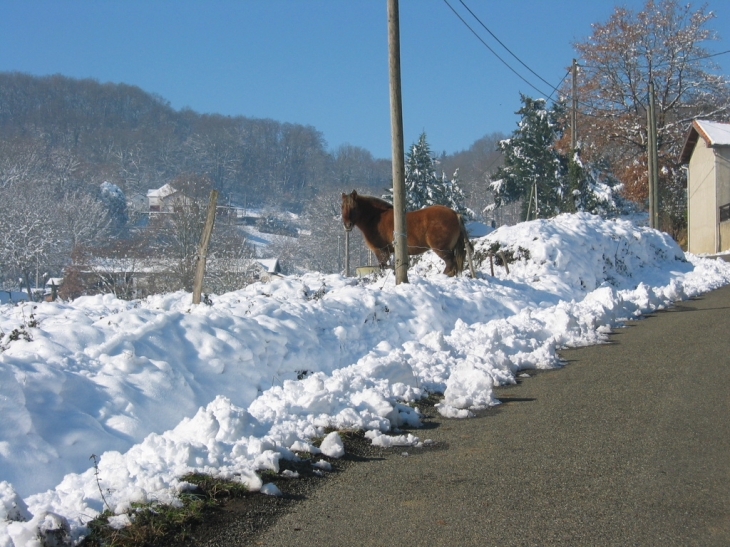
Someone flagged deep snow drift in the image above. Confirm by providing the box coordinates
[1,213,729,545]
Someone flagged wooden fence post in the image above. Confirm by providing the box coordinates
[192,190,218,305]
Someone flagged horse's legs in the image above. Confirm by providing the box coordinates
[435,249,457,276]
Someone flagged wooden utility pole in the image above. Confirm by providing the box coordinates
[647,81,659,229]
[387,0,409,284]
[571,58,578,153]
[192,189,218,304]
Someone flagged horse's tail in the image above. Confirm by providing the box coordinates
[456,215,477,278]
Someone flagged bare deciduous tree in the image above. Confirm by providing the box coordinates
[0,182,60,296]
[57,191,111,249]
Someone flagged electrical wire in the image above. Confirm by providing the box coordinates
[442,0,552,98]
[548,70,571,102]
[457,0,559,94]
[444,1,719,123]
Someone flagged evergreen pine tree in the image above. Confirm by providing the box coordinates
[99,181,128,234]
[491,94,626,221]
[568,155,628,217]
[405,132,439,210]
[384,132,471,216]
[490,94,568,220]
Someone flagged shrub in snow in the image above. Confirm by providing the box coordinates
[106,513,132,530]
[0,481,30,522]
[6,511,72,547]
[38,512,72,547]
[319,431,345,458]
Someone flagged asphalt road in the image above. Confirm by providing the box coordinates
[253,284,730,547]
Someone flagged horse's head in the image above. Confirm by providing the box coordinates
[341,190,358,232]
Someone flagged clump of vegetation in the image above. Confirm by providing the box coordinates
[473,242,531,268]
[0,307,39,351]
[80,474,252,547]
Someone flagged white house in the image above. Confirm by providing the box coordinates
[679,119,730,254]
[254,258,283,280]
[146,183,178,213]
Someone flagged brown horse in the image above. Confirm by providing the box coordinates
[341,190,476,277]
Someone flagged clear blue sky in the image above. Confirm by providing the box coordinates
[2,0,729,159]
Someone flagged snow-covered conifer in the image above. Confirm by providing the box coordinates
[384,132,470,215]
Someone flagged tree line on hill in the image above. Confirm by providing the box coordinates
[0,71,393,209]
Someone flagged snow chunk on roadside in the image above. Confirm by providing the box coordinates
[312,460,332,471]
[435,403,476,419]
[260,483,282,497]
[364,430,419,447]
[440,359,500,414]
[319,432,345,458]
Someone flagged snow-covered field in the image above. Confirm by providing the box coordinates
[1,213,730,546]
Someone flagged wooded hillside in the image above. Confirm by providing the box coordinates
[0,72,391,209]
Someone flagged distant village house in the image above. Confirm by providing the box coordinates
[146,183,179,213]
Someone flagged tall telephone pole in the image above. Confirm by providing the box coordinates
[647,81,659,229]
[387,0,409,284]
[571,58,578,153]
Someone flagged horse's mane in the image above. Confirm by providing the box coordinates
[356,194,393,211]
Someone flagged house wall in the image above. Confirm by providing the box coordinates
[688,139,718,253]
[717,148,730,252]
[721,221,730,252]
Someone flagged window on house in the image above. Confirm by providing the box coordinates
[721,203,730,223]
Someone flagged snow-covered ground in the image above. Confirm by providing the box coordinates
[240,225,298,252]
[2,213,730,546]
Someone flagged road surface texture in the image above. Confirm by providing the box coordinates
[248,284,730,546]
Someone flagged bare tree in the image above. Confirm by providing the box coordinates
[56,191,111,250]
[0,137,47,190]
[330,144,392,192]
[0,182,60,296]
[273,191,372,275]
[62,240,143,300]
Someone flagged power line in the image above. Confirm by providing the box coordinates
[442,0,551,98]
[695,48,730,61]
[442,1,654,121]
[457,0,558,94]
[549,70,571,102]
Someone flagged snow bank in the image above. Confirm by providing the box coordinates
[0,213,728,544]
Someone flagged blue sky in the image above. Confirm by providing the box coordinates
[2,0,729,159]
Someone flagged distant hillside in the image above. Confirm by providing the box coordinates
[0,72,390,209]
